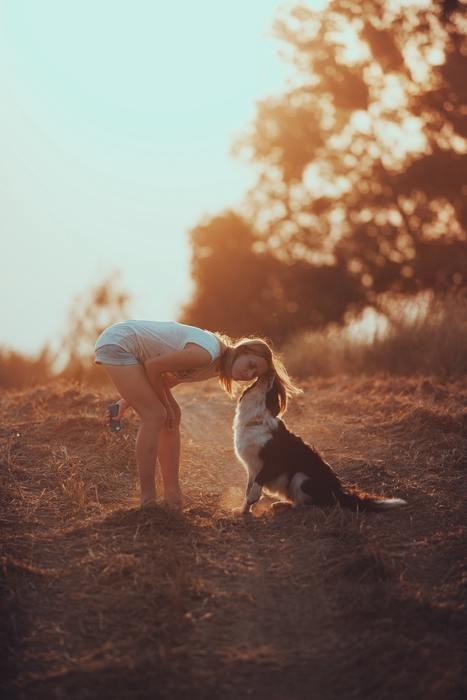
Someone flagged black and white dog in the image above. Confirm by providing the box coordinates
[233,372,407,514]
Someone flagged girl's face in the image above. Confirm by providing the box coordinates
[231,352,269,381]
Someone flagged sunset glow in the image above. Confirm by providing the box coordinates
[0,0,319,353]
[1,0,463,360]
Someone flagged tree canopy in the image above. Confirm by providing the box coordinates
[182,0,466,341]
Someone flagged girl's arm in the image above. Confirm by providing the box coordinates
[141,370,178,428]
[162,381,180,429]
[144,344,212,419]
[144,344,212,386]
[144,369,171,409]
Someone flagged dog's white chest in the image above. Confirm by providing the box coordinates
[233,388,277,479]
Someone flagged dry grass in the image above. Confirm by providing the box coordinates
[1,377,466,699]
[283,292,467,379]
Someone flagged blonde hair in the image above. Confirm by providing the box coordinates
[215,332,302,413]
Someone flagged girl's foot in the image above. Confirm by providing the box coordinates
[163,490,184,509]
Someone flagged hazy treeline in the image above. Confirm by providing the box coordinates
[0,275,130,389]
[2,286,466,388]
[2,0,466,388]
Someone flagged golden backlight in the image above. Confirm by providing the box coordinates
[0,0,326,355]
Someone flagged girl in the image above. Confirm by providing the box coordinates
[94,319,298,508]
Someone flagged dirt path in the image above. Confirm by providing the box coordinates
[1,378,466,699]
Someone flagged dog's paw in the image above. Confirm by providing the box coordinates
[232,506,250,517]
[271,501,293,511]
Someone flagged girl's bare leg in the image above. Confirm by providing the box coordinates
[103,364,167,506]
[158,388,182,506]
[158,423,182,506]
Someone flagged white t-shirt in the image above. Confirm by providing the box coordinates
[95,320,222,382]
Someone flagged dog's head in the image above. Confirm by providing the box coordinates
[238,371,286,416]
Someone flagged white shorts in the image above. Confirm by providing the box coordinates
[94,344,139,366]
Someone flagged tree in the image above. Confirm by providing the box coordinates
[182,212,287,340]
[181,211,364,341]
[233,0,466,306]
[184,1,466,340]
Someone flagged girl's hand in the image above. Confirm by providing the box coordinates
[105,398,129,425]
[162,379,181,430]
[163,372,180,388]
[164,404,177,430]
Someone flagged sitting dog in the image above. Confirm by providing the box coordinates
[233,372,407,514]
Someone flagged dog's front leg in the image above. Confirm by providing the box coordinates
[240,480,263,514]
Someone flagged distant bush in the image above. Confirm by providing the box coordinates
[0,347,54,389]
[0,346,113,390]
[2,292,466,389]
[0,274,129,390]
[283,292,467,379]
[58,272,130,383]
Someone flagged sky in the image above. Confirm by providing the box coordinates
[1,0,328,356]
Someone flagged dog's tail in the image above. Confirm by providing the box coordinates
[336,488,407,512]
[300,472,407,512]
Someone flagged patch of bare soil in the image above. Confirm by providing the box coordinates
[1,377,466,699]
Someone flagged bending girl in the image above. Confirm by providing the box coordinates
[94,320,298,508]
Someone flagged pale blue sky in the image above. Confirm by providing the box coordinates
[0,1,323,354]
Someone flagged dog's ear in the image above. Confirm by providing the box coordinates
[239,377,260,402]
[265,375,281,416]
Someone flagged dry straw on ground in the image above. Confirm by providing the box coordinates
[1,376,466,699]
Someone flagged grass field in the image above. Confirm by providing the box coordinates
[1,376,466,699]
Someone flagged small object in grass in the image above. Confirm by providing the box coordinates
[108,403,121,432]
